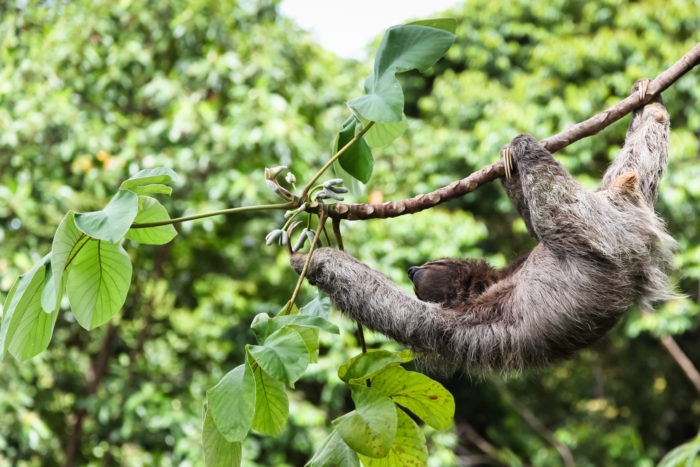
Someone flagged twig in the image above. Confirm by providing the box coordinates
[283,211,327,314]
[312,42,700,221]
[492,379,576,467]
[457,422,499,457]
[131,202,292,228]
[659,334,700,396]
[64,323,118,466]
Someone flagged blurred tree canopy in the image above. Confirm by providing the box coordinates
[1,0,699,465]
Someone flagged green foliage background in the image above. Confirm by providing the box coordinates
[1,0,699,465]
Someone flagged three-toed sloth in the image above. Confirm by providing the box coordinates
[292,80,675,373]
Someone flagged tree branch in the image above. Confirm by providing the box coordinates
[659,334,700,396]
[64,323,118,467]
[315,42,700,221]
[491,379,576,467]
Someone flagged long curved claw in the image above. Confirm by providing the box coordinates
[636,78,652,102]
[500,145,513,180]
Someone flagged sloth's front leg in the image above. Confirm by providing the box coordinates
[500,134,590,252]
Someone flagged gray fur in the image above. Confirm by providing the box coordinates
[291,89,674,373]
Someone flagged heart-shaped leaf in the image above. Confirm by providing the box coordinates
[247,327,309,387]
[348,23,455,123]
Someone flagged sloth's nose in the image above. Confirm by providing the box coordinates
[407,266,420,281]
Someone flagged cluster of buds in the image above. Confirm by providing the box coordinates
[265,229,288,246]
[316,178,349,202]
[292,228,317,252]
[264,165,294,201]
[264,169,348,250]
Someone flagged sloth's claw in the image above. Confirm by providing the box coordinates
[501,145,514,180]
[635,78,652,102]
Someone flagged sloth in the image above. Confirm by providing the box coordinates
[292,80,674,373]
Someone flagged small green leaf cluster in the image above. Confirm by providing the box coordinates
[309,350,455,466]
[203,298,339,465]
[0,169,178,359]
[201,290,455,467]
[333,19,456,184]
[260,20,458,259]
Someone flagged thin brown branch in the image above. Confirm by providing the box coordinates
[457,421,499,456]
[64,323,118,467]
[659,334,700,396]
[314,42,700,221]
[492,379,575,467]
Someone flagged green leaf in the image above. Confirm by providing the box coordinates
[250,313,273,343]
[658,432,700,467]
[307,430,360,467]
[300,294,332,319]
[292,326,320,364]
[371,366,455,430]
[125,196,178,245]
[333,384,397,458]
[348,24,455,122]
[288,315,339,333]
[338,349,413,384]
[251,312,338,343]
[251,314,337,363]
[359,408,428,466]
[374,24,455,77]
[334,116,373,183]
[120,167,178,192]
[74,190,139,242]
[348,75,404,123]
[65,240,133,330]
[272,314,340,335]
[125,184,173,196]
[39,264,57,314]
[247,327,309,387]
[407,18,457,33]
[250,362,289,436]
[50,211,84,312]
[206,363,255,442]
[364,120,409,148]
[0,254,59,360]
[203,407,242,467]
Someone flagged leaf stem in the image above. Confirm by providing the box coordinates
[283,211,328,315]
[130,202,293,229]
[301,120,375,197]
